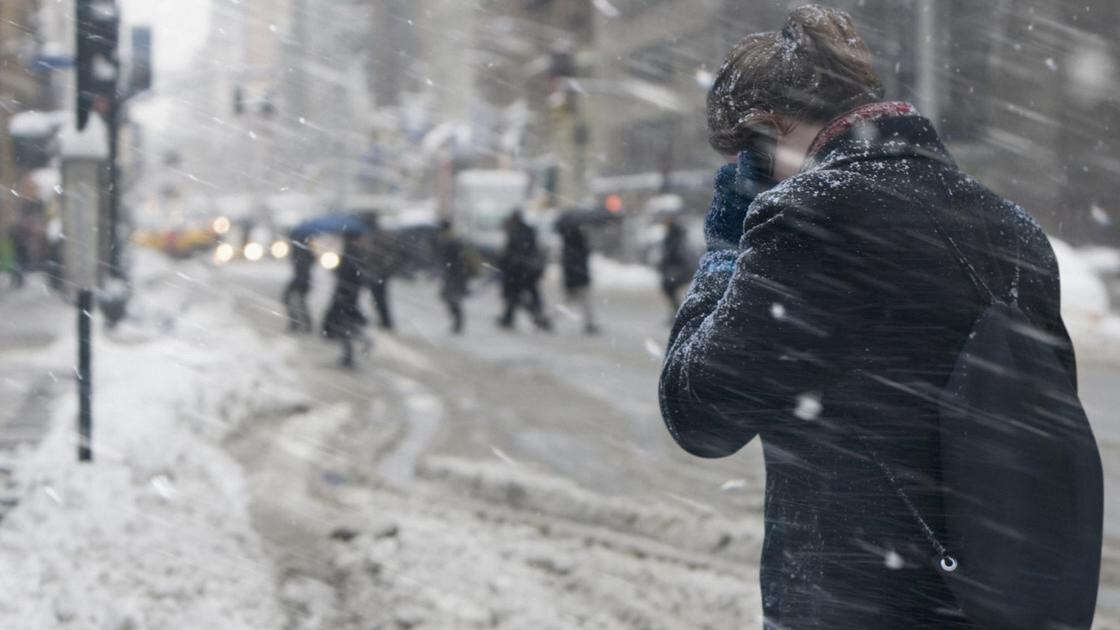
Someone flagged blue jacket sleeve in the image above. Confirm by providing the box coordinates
[659,175,868,458]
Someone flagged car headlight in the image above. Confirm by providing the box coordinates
[270,240,290,259]
[214,242,235,264]
[320,251,340,270]
[243,242,264,261]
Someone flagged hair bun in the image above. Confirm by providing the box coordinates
[783,5,858,52]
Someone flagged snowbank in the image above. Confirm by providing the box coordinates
[1050,238,1120,361]
[1052,238,1111,315]
[418,456,761,563]
[0,255,298,629]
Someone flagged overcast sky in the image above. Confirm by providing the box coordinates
[115,1,211,142]
[119,0,210,77]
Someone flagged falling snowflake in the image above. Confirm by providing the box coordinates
[884,550,905,570]
[793,393,822,420]
[1090,204,1111,226]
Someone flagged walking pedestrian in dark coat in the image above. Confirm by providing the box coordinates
[322,232,370,367]
[7,220,30,289]
[557,218,598,334]
[436,220,472,334]
[657,216,690,320]
[282,233,315,333]
[361,213,395,331]
[660,6,1078,628]
[497,210,552,331]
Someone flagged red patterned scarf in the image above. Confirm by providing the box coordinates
[806,101,918,159]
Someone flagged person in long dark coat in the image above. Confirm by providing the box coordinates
[497,210,552,331]
[322,232,370,367]
[282,232,315,333]
[660,6,1076,629]
[361,213,395,331]
[557,219,598,334]
[436,220,472,334]
[657,216,690,319]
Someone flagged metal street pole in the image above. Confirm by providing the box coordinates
[106,98,120,277]
[77,289,92,461]
[59,116,109,462]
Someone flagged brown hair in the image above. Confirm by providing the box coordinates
[707,5,884,155]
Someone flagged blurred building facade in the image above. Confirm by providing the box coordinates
[170,0,373,217]
[0,0,57,275]
[364,0,596,207]
[168,1,1117,245]
[0,0,51,235]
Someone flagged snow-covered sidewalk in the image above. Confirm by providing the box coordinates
[0,258,295,629]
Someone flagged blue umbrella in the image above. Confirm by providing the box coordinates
[290,214,367,241]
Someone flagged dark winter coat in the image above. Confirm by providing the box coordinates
[322,250,367,339]
[658,221,690,291]
[659,106,1074,629]
[438,233,470,302]
[288,239,314,293]
[366,228,398,284]
[558,224,591,291]
[499,217,545,295]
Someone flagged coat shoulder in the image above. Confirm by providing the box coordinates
[744,168,884,242]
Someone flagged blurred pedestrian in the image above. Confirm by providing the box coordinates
[436,220,474,334]
[497,210,552,331]
[282,232,315,333]
[658,216,690,320]
[45,215,63,291]
[322,232,370,368]
[556,218,599,334]
[7,221,29,289]
[362,213,396,331]
[660,5,1096,628]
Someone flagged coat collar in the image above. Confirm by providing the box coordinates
[802,101,956,173]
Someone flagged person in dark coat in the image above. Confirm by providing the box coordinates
[556,218,599,334]
[657,216,690,320]
[436,220,473,334]
[361,213,395,331]
[660,6,1076,629]
[282,232,315,333]
[7,220,30,289]
[497,210,552,331]
[322,232,371,368]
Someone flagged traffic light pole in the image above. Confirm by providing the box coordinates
[107,99,120,277]
[77,289,93,461]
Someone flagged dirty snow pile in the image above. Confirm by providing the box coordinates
[320,457,760,630]
[0,260,296,629]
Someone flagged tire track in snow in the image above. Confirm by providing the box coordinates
[376,373,445,485]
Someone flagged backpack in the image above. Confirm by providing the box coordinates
[858,204,1103,629]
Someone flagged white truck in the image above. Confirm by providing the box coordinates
[453,169,533,252]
